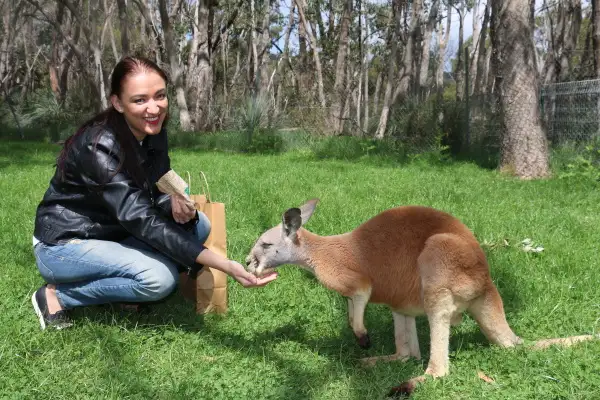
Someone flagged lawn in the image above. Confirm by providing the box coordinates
[1,140,599,399]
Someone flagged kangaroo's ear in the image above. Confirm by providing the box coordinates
[282,207,302,241]
[299,198,319,226]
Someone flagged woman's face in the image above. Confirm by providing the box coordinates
[111,70,168,141]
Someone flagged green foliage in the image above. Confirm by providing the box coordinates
[311,135,407,163]
[245,128,285,154]
[386,96,443,153]
[3,89,89,142]
[553,138,600,181]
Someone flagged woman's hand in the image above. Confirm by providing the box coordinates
[195,249,278,288]
[171,193,196,224]
[225,260,278,288]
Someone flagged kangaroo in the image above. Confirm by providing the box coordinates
[245,198,599,397]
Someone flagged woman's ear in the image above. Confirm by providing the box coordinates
[110,95,123,113]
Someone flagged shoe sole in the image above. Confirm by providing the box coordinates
[31,291,47,330]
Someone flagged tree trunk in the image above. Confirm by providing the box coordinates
[418,0,440,98]
[542,0,581,83]
[258,0,273,97]
[313,0,326,40]
[249,0,260,94]
[468,0,482,95]
[455,5,465,101]
[328,0,335,40]
[373,70,382,116]
[133,0,163,64]
[486,36,495,95]
[593,0,600,77]
[473,0,490,96]
[541,0,559,84]
[19,20,39,106]
[295,0,326,108]
[221,31,229,121]
[26,0,103,109]
[158,0,192,130]
[48,1,66,103]
[116,0,129,55]
[0,0,25,94]
[391,0,418,104]
[193,0,213,131]
[275,3,295,115]
[362,2,369,133]
[108,18,120,61]
[93,47,108,109]
[436,3,452,96]
[297,4,310,95]
[579,12,593,79]
[329,0,352,133]
[375,0,402,139]
[491,0,550,179]
[559,0,581,82]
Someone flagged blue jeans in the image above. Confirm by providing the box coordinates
[33,212,211,310]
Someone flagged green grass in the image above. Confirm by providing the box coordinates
[1,140,599,400]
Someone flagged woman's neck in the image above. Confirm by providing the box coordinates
[126,121,146,142]
[132,130,147,143]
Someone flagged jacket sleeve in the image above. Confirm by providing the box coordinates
[78,132,205,269]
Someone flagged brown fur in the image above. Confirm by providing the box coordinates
[245,199,598,396]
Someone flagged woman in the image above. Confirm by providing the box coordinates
[31,56,276,330]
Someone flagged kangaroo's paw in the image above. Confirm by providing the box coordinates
[356,332,371,349]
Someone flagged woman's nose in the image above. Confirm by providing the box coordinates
[147,101,159,114]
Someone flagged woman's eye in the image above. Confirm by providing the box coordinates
[134,99,145,104]
[157,93,166,100]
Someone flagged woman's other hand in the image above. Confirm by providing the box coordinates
[171,193,196,224]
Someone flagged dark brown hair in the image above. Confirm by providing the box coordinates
[57,56,169,187]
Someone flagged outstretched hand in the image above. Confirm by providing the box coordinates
[227,260,278,288]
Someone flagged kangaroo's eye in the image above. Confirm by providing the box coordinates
[261,243,272,249]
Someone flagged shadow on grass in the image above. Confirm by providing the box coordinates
[292,263,526,376]
[68,284,426,399]
[62,258,524,399]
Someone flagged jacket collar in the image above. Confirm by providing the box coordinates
[137,128,167,164]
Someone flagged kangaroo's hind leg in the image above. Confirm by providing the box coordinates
[468,284,522,347]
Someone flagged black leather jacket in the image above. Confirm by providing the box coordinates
[33,124,204,271]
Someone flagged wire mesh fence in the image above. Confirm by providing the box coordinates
[540,79,600,145]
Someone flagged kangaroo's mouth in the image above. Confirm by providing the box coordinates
[254,266,276,278]
[245,254,278,277]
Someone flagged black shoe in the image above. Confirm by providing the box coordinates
[116,302,151,314]
[31,285,73,330]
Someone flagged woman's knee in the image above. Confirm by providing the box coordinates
[194,211,211,244]
[136,264,178,301]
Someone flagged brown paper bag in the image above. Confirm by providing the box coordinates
[178,172,228,314]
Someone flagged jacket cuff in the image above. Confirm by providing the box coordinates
[182,240,207,270]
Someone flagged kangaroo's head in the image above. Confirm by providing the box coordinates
[246,198,319,277]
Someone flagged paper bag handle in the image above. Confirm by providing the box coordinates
[185,171,191,195]
[199,171,211,203]
[185,170,212,203]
